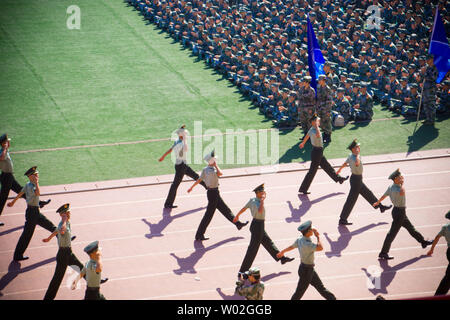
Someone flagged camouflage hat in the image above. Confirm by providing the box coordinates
[446,211,450,220]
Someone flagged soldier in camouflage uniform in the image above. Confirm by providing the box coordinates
[334,88,352,123]
[297,76,316,136]
[422,56,439,125]
[354,82,374,121]
[235,267,265,300]
[316,75,334,143]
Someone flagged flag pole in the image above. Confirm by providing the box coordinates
[413,78,426,134]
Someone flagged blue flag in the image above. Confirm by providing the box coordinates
[306,15,325,97]
[307,15,325,96]
[429,7,450,83]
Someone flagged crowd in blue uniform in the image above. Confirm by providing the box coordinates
[127,0,449,129]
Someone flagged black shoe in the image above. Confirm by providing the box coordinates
[421,240,433,249]
[14,256,29,261]
[164,204,178,209]
[298,189,310,194]
[100,278,109,284]
[236,221,249,230]
[39,199,51,209]
[71,235,77,241]
[280,256,294,265]
[378,253,394,260]
[0,222,4,227]
[339,220,353,226]
[379,204,392,213]
[338,176,349,184]
[195,236,209,241]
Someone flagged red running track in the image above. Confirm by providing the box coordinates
[0,150,449,300]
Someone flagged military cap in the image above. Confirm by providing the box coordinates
[247,267,260,277]
[309,113,319,122]
[318,74,326,81]
[84,241,99,255]
[57,203,70,214]
[0,133,10,144]
[303,75,312,81]
[297,220,312,232]
[348,139,360,150]
[253,183,265,193]
[410,83,418,89]
[204,149,217,163]
[337,87,345,92]
[446,211,450,220]
[388,169,401,180]
[175,124,186,136]
[24,166,38,177]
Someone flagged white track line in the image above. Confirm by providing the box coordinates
[3,172,450,217]
[0,203,447,255]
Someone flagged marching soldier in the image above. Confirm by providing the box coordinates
[72,241,106,300]
[297,76,316,138]
[160,125,206,209]
[235,267,265,300]
[336,139,392,225]
[421,55,439,125]
[373,169,433,260]
[43,203,84,300]
[8,167,57,261]
[427,211,450,296]
[277,220,336,300]
[316,75,334,143]
[234,183,294,275]
[188,150,248,241]
[298,114,348,195]
[0,134,50,226]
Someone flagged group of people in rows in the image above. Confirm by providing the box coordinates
[128,0,449,141]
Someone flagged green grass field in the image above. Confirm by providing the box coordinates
[1,0,449,186]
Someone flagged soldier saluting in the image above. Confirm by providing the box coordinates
[336,139,391,225]
[234,183,294,276]
[188,150,247,241]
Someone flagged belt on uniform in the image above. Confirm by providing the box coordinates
[394,206,406,209]
[300,263,315,268]
[27,205,39,209]
[86,287,100,291]
[59,247,72,251]
[312,146,323,150]
[207,187,219,190]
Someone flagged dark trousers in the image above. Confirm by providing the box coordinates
[380,207,425,254]
[14,206,56,259]
[291,263,336,300]
[44,247,84,300]
[84,287,106,300]
[195,188,235,238]
[164,163,207,207]
[299,147,340,192]
[339,174,378,222]
[239,219,280,273]
[0,172,23,216]
[435,247,450,296]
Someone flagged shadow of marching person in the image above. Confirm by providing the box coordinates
[406,122,439,156]
[324,222,389,258]
[216,271,292,300]
[361,254,429,296]
[0,257,55,296]
[286,192,345,223]
[0,225,23,237]
[142,207,205,239]
[170,236,244,275]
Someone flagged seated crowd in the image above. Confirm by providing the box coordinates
[128,0,450,129]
